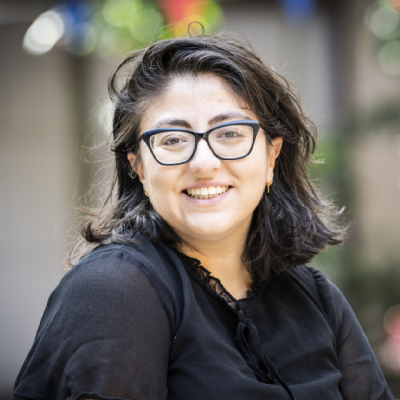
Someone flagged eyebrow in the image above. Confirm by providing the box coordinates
[149,112,253,131]
[209,112,252,125]
[150,119,191,130]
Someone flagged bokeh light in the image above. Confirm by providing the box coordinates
[365,0,400,76]
[378,40,400,75]
[369,5,399,39]
[279,0,316,23]
[103,0,142,28]
[390,0,400,12]
[65,22,97,56]
[381,336,400,370]
[381,305,400,371]
[161,0,222,37]
[23,10,65,55]
[384,305,400,338]
[22,0,224,58]
[130,8,164,43]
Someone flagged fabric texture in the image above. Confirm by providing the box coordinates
[14,235,394,400]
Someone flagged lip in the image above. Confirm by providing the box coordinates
[181,186,232,205]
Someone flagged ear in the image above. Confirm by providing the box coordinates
[267,136,283,181]
[127,153,145,185]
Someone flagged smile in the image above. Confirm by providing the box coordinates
[184,186,230,199]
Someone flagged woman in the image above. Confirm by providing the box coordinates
[14,34,394,400]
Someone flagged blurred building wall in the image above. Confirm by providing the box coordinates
[352,18,400,268]
[223,1,338,131]
[0,22,79,392]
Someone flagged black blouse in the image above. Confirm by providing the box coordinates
[14,236,394,400]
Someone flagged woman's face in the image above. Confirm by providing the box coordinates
[129,74,282,246]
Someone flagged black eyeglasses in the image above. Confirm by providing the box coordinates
[138,120,262,166]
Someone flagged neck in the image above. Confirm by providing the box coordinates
[179,231,253,300]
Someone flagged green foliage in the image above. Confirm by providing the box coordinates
[80,0,224,57]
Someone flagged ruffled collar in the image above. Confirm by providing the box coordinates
[176,250,297,400]
[176,251,260,318]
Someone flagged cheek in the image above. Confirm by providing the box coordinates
[144,164,182,213]
[244,148,269,186]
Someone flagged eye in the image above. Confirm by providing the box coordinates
[221,130,243,138]
[214,127,246,140]
[151,131,193,149]
[162,136,186,146]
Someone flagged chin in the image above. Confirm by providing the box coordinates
[179,219,235,240]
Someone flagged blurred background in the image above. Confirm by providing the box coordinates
[1,0,400,397]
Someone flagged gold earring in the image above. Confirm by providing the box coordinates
[266,173,273,194]
[143,186,149,197]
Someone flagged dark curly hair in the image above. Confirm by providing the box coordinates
[68,33,345,283]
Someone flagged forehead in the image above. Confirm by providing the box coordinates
[166,74,234,98]
[139,74,256,131]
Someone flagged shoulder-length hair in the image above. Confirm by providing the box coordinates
[68,33,345,283]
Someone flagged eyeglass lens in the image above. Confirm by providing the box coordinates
[149,124,254,164]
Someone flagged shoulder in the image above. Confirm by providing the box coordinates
[281,265,349,336]
[64,243,146,287]
[61,239,182,298]
[282,265,344,303]
[45,239,186,333]
[14,241,181,400]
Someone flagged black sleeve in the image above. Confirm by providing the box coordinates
[14,248,176,400]
[311,269,394,400]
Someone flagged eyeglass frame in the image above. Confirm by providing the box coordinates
[137,120,264,166]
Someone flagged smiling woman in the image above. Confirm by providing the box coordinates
[128,74,283,299]
[14,34,394,400]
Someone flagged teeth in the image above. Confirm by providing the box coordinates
[186,186,229,199]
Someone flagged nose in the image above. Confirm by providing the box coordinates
[189,138,221,174]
